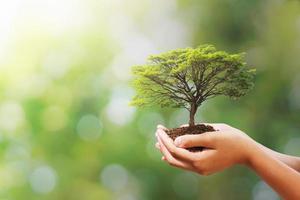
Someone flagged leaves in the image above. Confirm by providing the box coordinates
[130,44,255,112]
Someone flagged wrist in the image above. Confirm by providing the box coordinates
[242,139,263,167]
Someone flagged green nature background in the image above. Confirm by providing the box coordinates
[0,0,300,199]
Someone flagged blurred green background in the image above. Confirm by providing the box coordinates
[0,0,299,199]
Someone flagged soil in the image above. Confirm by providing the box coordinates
[165,124,216,152]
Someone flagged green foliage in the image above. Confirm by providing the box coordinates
[2,0,300,199]
[131,44,255,112]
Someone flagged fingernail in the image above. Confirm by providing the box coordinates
[174,137,182,146]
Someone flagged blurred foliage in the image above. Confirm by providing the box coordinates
[0,0,299,200]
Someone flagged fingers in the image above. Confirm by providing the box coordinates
[156,129,196,161]
[157,124,168,131]
[174,132,217,149]
[202,123,231,131]
[179,123,231,131]
[156,134,195,171]
[155,142,160,149]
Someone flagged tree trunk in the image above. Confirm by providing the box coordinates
[189,103,197,127]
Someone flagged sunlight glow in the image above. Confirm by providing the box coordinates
[0,101,25,133]
[105,86,136,126]
[0,0,22,62]
[23,0,91,36]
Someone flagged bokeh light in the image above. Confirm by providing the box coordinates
[105,86,136,126]
[29,165,57,194]
[0,101,25,133]
[77,114,102,141]
[100,164,129,192]
[0,0,299,199]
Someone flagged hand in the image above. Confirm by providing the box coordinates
[155,123,258,175]
[156,124,300,199]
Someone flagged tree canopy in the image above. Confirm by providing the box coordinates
[131,44,255,126]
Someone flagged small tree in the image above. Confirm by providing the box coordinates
[130,45,255,127]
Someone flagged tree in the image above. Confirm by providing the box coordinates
[130,44,255,127]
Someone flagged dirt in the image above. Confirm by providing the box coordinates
[165,124,216,152]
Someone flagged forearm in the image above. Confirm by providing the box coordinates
[257,142,300,172]
[247,143,300,199]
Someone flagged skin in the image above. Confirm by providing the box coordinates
[155,123,300,200]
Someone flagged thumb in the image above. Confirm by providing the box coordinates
[174,132,216,149]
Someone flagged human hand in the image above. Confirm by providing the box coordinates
[155,123,258,175]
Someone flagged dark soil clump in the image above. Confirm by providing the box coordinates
[166,124,216,152]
